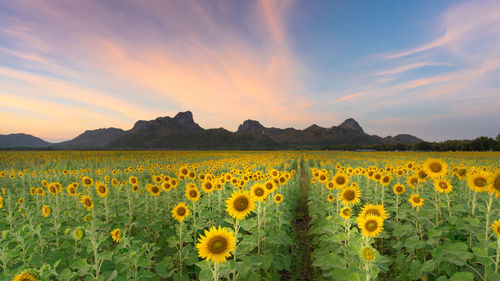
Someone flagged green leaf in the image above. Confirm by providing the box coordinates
[450,272,474,281]
[106,270,118,281]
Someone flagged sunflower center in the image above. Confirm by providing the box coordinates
[365,220,378,232]
[151,186,159,193]
[99,186,106,193]
[343,209,351,216]
[410,178,417,185]
[366,209,380,216]
[429,162,442,173]
[205,183,212,190]
[343,190,355,201]
[85,199,92,206]
[457,169,466,176]
[275,196,281,201]
[177,207,186,216]
[234,196,249,211]
[255,188,264,196]
[336,177,345,185]
[383,177,389,183]
[413,197,421,203]
[190,190,198,197]
[474,177,486,187]
[208,237,228,254]
[363,248,375,260]
[266,183,273,190]
[320,175,326,181]
[439,182,448,190]
[396,186,403,192]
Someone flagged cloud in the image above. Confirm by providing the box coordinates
[0,0,318,139]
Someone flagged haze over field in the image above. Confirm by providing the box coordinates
[0,0,499,142]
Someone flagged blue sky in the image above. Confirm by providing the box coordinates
[0,0,499,142]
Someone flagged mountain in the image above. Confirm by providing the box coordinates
[57,128,125,148]
[1,111,423,149]
[0,133,52,148]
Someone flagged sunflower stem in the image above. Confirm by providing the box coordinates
[179,221,183,276]
[495,239,500,274]
[212,262,219,281]
[486,195,494,241]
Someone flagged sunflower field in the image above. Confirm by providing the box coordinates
[0,151,499,281]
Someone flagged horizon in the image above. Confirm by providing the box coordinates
[1,0,499,142]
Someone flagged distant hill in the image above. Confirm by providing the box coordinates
[0,133,52,148]
[0,111,423,149]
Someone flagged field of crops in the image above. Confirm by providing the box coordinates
[0,151,499,281]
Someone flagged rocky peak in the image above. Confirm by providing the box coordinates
[173,111,195,126]
[338,118,364,133]
[237,120,265,133]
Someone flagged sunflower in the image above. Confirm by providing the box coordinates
[250,184,267,201]
[37,188,45,196]
[41,205,50,217]
[333,173,349,189]
[409,194,424,208]
[491,219,500,238]
[393,184,405,195]
[201,180,214,194]
[179,166,189,177]
[80,195,94,211]
[488,171,500,198]
[196,226,236,264]
[359,245,379,264]
[380,174,392,186]
[327,194,335,202]
[416,169,428,183]
[273,193,283,204]
[186,188,201,202]
[406,176,418,189]
[467,171,490,193]
[325,180,335,190]
[82,176,93,187]
[357,214,384,237]
[47,183,58,196]
[453,166,468,180]
[161,181,172,192]
[0,196,3,209]
[148,185,161,196]
[110,228,121,243]
[423,159,448,179]
[131,185,139,192]
[358,203,388,220]
[128,176,138,185]
[318,173,328,183]
[95,181,109,198]
[73,227,84,240]
[226,190,255,220]
[66,184,77,196]
[434,179,452,194]
[264,180,277,193]
[29,187,36,196]
[338,185,361,206]
[340,206,351,220]
[12,271,38,281]
[172,202,190,222]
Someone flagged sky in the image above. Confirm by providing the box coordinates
[0,0,499,142]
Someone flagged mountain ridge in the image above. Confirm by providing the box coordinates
[0,111,423,149]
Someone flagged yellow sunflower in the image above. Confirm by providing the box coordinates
[148,185,161,197]
[379,174,392,186]
[434,179,452,194]
[250,184,267,201]
[95,181,109,198]
[338,185,361,206]
[201,180,214,194]
[82,176,93,187]
[416,169,428,183]
[409,194,424,208]
[110,228,121,243]
[357,214,384,237]
[196,226,236,264]
[186,188,201,202]
[406,176,418,189]
[264,180,277,193]
[488,171,500,197]
[359,245,379,264]
[333,173,349,189]
[12,271,38,281]
[467,171,490,193]
[393,184,405,195]
[273,193,284,204]
[226,190,255,220]
[491,219,500,238]
[423,159,448,179]
[161,181,172,192]
[41,205,51,218]
[340,206,351,220]
[327,194,335,202]
[128,176,138,185]
[0,195,3,209]
[358,203,388,220]
[172,202,190,222]
[80,195,94,211]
